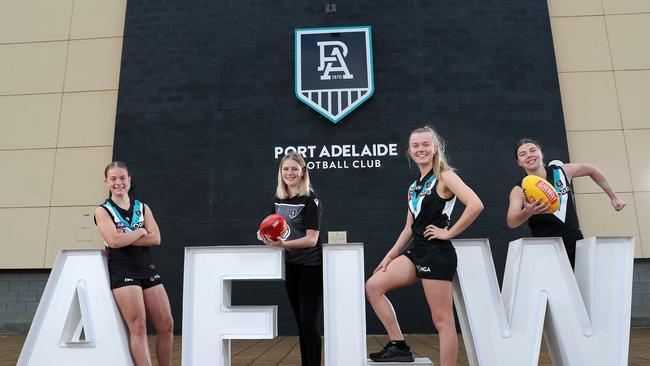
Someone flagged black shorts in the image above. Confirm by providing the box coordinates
[109,263,163,290]
[403,239,457,281]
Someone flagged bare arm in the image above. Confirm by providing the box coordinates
[95,207,147,249]
[506,186,550,228]
[562,163,626,211]
[423,170,484,241]
[131,203,161,247]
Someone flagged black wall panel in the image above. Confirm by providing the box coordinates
[115,0,568,335]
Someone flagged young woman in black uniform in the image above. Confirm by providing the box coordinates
[366,127,484,366]
[94,161,173,366]
[259,152,323,366]
[507,138,626,268]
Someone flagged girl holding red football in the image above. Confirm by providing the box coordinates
[259,152,323,366]
[94,161,173,366]
[506,138,626,267]
[366,126,484,366]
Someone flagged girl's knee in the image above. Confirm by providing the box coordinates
[365,277,385,300]
[127,318,147,337]
[431,311,455,331]
[158,314,174,334]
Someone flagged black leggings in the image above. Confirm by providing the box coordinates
[285,262,323,366]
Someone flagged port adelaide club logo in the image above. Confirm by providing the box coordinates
[295,26,374,124]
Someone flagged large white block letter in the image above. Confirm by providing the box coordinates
[18,250,133,366]
[322,243,367,366]
[182,245,284,366]
[453,237,634,366]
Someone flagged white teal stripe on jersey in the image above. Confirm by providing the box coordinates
[553,169,563,207]
[131,200,143,226]
[441,196,457,228]
[409,175,436,218]
[102,204,134,232]
[551,168,569,223]
[102,200,143,231]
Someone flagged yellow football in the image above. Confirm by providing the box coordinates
[521,175,560,212]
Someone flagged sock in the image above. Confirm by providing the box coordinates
[390,340,409,350]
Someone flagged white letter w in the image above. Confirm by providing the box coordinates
[452,237,634,366]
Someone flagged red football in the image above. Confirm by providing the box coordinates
[259,214,289,241]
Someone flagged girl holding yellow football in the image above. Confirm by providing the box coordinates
[506,138,626,267]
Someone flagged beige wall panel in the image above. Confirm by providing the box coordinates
[70,0,127,39]
[558,71,621,131]
[606,14,650,70]
[615,70,650,130]
[0,94,61,149]
[0,208,49,268]
[0,149,55,207]
[634,192,650,258]
[602,0,650,15]
[64,38,123,92]
[624,129,650,192]
[0,42,67,95]
[51,147,113,206]
[547,0,603,17]
[44,206,104,267]
[550,17,612,72]
[0,0,73,44]
[58,91,117,147]
[566,130,632,193]
[575,192,643,257]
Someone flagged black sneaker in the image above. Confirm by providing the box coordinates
[369,341,414,362]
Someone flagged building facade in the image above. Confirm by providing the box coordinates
[1,0,649,332]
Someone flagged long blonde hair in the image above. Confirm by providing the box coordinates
[276,153,311,199]
[410,126,453,179]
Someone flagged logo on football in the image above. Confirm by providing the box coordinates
[521,175,560,212]
[259,214,290,241]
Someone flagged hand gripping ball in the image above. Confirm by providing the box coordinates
[259,214,290,241]
[521,175,560,212]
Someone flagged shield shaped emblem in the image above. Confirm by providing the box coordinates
[295,26,374,124]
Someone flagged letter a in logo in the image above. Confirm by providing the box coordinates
[296,26,374,124]
[317,41,353,80]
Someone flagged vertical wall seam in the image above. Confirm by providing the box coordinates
[601,11,644,257]
[43,0,77,268]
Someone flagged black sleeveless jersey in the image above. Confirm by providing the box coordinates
[408,170,457,243]
[97,199,154,277]
[524,163,581,237]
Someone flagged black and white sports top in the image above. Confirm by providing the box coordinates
[97,199,153,276]
[274,191,322,265]
[524,162,581,237]
[408,170,457,243]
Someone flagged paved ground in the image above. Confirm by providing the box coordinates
[2,329,650,365]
